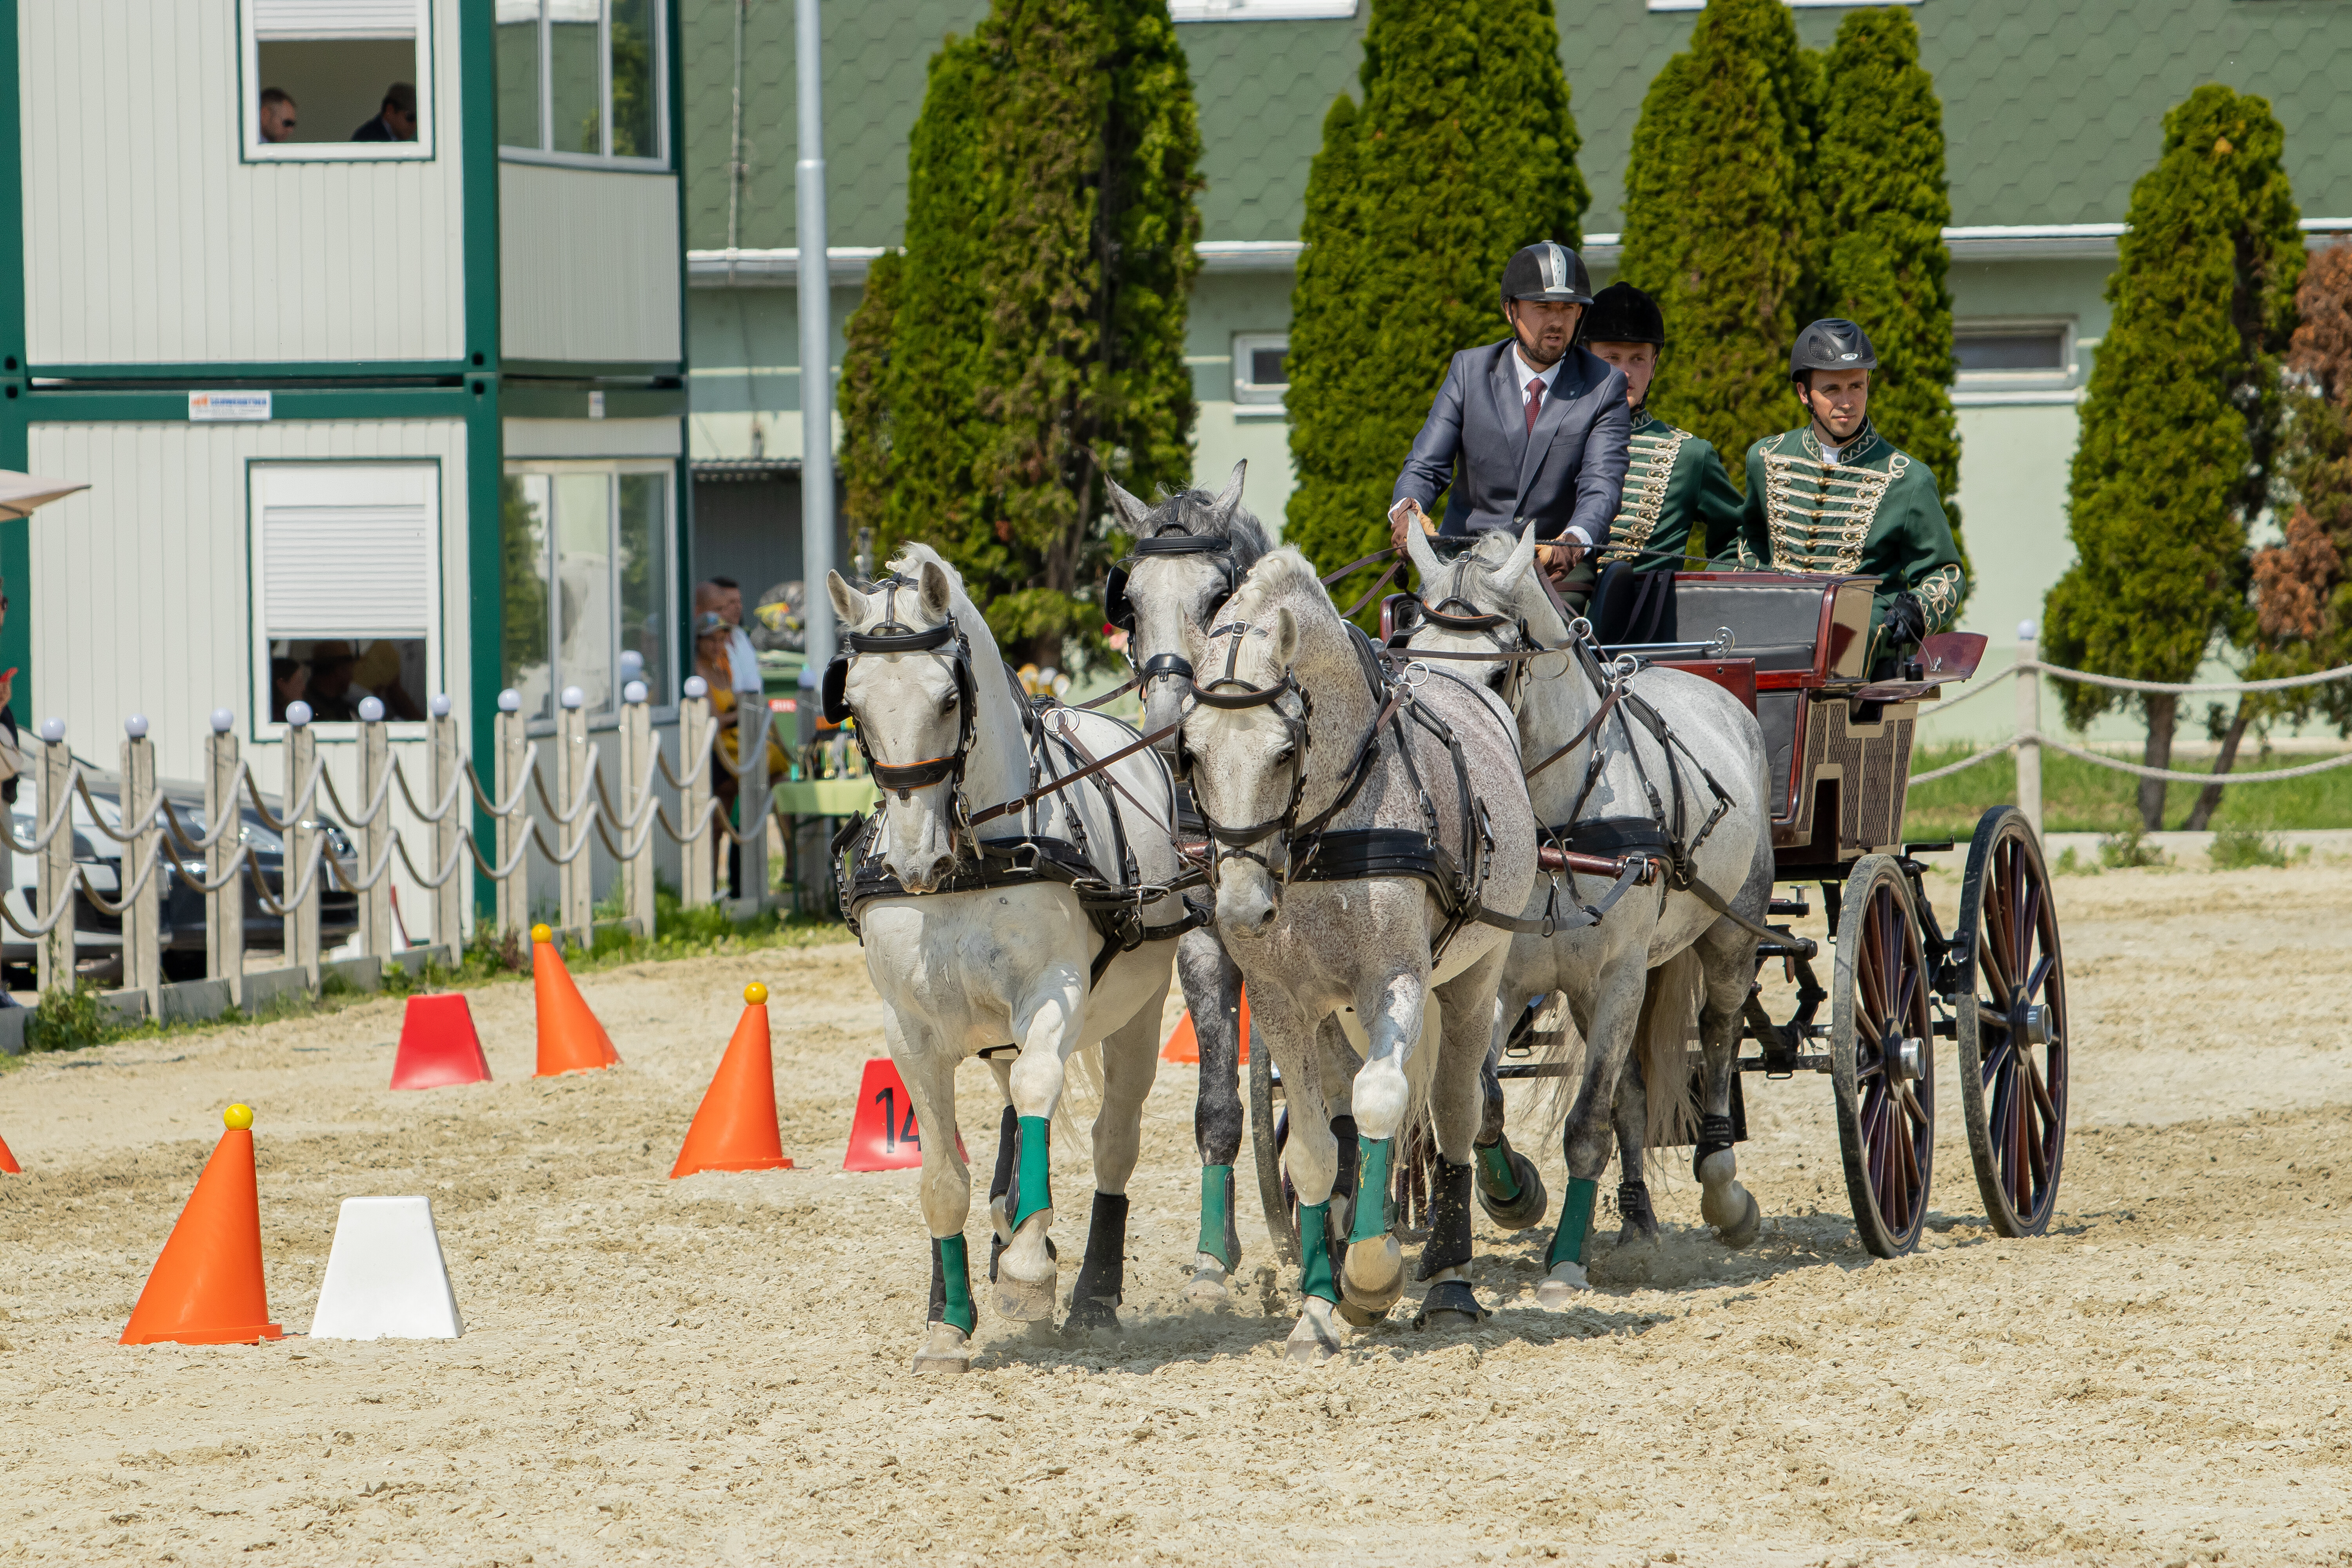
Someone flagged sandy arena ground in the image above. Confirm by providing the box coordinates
[2,859,2348,1567]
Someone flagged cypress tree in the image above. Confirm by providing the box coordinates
[1283,0,1586,586]
[2246,245,2352,725]
[836,5,1201,665]
[1816,7,1965,586]
[1619,0,1819,480]
[2040,85,2303,829]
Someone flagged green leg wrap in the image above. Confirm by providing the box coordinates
[1197,1165,1236,1268]
[937,1234,976,1335]
[1297,1201,1338,1303]
[1347,1136,1393,1245]
[1013,1115,1052,1229]
[1547,1176,1601,1269]
[1476,1140,1522,1203]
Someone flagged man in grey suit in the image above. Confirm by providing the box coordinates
[1388,243,1631,602]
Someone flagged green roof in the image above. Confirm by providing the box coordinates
[682,0,2352,254]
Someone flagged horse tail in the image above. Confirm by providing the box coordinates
[1055,1040,1104,1143]
[1533,992,1590,1143]
[1636,948,1704,1173]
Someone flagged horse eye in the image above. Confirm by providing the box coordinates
[1272,746,1295,768]
[940,690,959,711]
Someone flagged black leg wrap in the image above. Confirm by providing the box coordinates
[1065,1192,1130,1332]
[1413,1278,1488,1329]
[1219,1165,1242,1269]
[1416,1158,1476,1282]
[1617,1180,1658,1238]
[988,1104,1018,1205]
[1478,1056,1508,1145]
[1693,1113,1737,1181]
[1329,1114,1360,1231]
[928,1237,947,1324]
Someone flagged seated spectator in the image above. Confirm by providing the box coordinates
[352,639,425,720]
[351,83,417,143]
[260,88,299,143]
[270,656,310,724]
[303,642,361,721]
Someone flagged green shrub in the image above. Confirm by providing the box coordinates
[2207,822,2290,869]
[2098,828,2169,869]
[26,983,113,1053]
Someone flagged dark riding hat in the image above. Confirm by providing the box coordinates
[1788,318,1879,382]
[1499,242,1594,313]
[1582,281,1665,347]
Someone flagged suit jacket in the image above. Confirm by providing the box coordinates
[1392,340,1631,548]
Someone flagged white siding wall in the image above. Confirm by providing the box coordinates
[26,419,472,936]
[18,0,467,367]
[500,163,681,365]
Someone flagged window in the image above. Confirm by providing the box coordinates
[1956,327,2069,374]
[249,464,440,728]
[1232,332,1289,409]
[501,462,675,722]
[497,0,666,165]
[1170,1,1357,18]
[243,0,434,161]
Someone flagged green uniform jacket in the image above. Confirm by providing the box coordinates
[1597,408,1746,571]
[1719,420,1966,666]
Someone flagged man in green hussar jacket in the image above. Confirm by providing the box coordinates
[1720,318,1966,671]
[1581,282,1746,570]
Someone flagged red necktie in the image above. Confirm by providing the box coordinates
[1525,376,1544,433]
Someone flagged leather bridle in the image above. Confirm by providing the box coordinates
[1181,619,1317,883]
[1105,531,1240,695]
[826,576,982,808]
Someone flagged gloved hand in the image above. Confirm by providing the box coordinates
[1881,591,1928,648]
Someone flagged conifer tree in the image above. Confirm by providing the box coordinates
[837,249,902,552]
[1283,0,1586,585]
[1816,7,1965,583]
[1619,0,1819,479]
[2041,85,2303,829]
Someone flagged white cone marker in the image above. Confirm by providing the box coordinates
[308,1197,465,1341]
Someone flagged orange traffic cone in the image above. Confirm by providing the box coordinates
[532,924,619,1077]
[1161,987,1251,1066]
[121,1104,285,1345]
[671,984,795,1178]
[0,1129,19,1174]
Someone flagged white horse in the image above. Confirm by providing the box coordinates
[1401,524,1776,1301]
[1178,548,1539,1360]
[828,546,1184,1373]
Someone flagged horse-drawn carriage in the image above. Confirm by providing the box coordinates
[1248,568,2067,1263]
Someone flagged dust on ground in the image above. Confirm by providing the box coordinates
[2,860,2348,1567]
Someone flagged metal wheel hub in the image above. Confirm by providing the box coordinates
[1887,1036,1926,1083]
[2012,1002,2054,1048]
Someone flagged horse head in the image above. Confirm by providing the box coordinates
[1403,522,1546,703]
[1104,460,1269,768]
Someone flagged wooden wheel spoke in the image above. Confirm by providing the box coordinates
[1977,931,2013,1009]
[2024,951,2056,1006]
[1978,1032,2012,1086]
[2025,1051,2059,1127]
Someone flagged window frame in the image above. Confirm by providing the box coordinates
[239,0,437,164]
[1169,0,1358,19]
[1232,332,1290,414]
[1953,317,2078,393]
[246,458,446,743]
[501,457,681,735]
[496,0,671,172]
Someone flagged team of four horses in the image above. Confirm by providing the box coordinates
[823,460,2054,1374]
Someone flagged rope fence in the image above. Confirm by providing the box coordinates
[1,660,855,1029]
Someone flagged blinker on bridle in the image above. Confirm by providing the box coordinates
[829,575,979,803]
[1106,532,1240,690]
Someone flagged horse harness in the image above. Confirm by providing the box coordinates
[826,575,1207,987]
[1104,530,1241,695]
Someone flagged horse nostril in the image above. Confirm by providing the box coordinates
[1255,903,1278,929]
[929,856,955,885]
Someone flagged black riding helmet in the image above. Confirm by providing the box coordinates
[1789,318,1878,382]
[1499,242,1594,313]
[1581,281,1665,346]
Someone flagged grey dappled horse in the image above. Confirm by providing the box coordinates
[1177,548,1539,1360]
[1401,525,1776,1301]
[827,547,1182,1373]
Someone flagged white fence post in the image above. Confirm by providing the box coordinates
[495,690,527,944]
[680,678,714,911]
[120,714,161,1018]
[737,698,770,915]
[622,676,655,938]
[556,685,592,945]
[36,717,74,998]
[430,694,464,954]
[207,708,245,1007]
[2015,622,2043,845]
[285,703,321,992]
[358,698,393,964]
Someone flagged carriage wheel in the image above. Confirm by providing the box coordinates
[1829,855,1935,1258]
[1247,1042,1300,1264]
[1955,806,2069,1238]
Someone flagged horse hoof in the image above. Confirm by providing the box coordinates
[1412,1279,1487,1330]
[1184,1258,1232,1304]
[1534,1260,1590,1309]
[911,1324,971,1375]
[1616,1181,1661,1249]
[1063,1294,1121,1336]
[1703,1181,1763,1249]
[1475,1146,1550,1232]
[1286,1299,1344,1363]
[994,1229,1059,1322]
[1339,1235,1404,1321]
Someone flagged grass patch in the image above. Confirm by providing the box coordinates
[1904,741,2352,838]
[2098,828,2168,869]
[2207,821,2305,870]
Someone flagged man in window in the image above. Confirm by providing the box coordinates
[1388,243,1631,609]
[259,88,299,143]
[351,83,418,143]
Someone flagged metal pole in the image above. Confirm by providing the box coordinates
[207,708,244,1007]
[795,0,837,674]
[120,715,160,1019]
[2016,620,2042,845]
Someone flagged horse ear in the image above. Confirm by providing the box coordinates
[1499,520,1540,590]
[1210,460,1247,526]
[1104,474,1154,532]
[917,559,954,620]
[1403,508,1445,588]
[825,570,864,628]
[1269,607,1299,670]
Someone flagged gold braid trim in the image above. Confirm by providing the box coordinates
[1759,443,1902,574]
[1914,562,1962,630]
[1604,423,1690,561]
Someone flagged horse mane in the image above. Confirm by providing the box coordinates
[1137,484,1274,569]
[1462,530,1572,644]
[880,542,1009,665]
[1225,545,1332,625]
